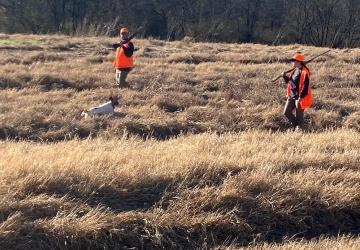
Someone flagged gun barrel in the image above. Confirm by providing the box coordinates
[304,49,331,64]
[271,50,331,83]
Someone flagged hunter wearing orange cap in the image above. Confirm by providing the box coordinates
[113,27,134,88]
[282,52,313,130]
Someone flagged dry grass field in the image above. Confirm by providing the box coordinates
[1,34,360,141]
[1,34,360,249]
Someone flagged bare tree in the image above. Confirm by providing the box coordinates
[306,0,342,47]
[341,0,360,47]
[0,0,360,47]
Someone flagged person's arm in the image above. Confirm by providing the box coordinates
[290,69,301,87]
[122,42,134,57]
[282,72,290,82]
[300,75,309,98]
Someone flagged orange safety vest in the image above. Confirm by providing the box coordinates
[287,67,313,109]
[113,43,134,69]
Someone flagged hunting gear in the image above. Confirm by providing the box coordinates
[271,50,331,83]
[282,53,313,130]
[272,50,331,130]
[113,27,134,88]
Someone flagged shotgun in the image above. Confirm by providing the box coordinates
[271,49,331,83]
[112,26,143,50]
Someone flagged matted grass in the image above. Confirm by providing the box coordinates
[1,130,360,248]
[1,34,360,248]
[1,34,360,141]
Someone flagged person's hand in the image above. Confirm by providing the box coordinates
[282,72,289,82]
[296,98,301,109]
[112,42,121,50]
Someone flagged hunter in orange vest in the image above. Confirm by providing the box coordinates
[113,27,134,88]
[282,52,313,130]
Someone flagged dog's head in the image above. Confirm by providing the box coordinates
[109,96,119,106]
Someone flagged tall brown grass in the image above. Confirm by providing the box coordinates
[1,34,360,248]
[244,236,360,250]
[1,130,360,248]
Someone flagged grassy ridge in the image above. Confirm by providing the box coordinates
[1,130,359,248]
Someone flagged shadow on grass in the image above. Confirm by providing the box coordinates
[312,100,355,118]
[15,175,174,213]
[34,75,99,91]
[0,45,44,51]
[123,121,206,140]
[214,187,360,244]
[0,123,92,142]
[0,75,101,91]
[1,165,360,249]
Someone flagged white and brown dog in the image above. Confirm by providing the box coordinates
[81,96,119,118]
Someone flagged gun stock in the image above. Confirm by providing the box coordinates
[271,68,294,82]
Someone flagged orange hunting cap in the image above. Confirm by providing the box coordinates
[120,27,129,33]
[291,52,305,62]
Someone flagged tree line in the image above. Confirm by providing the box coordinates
[1,0,360,47]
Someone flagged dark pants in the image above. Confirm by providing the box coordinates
[284,98,304,128]
[116,68,131,88]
